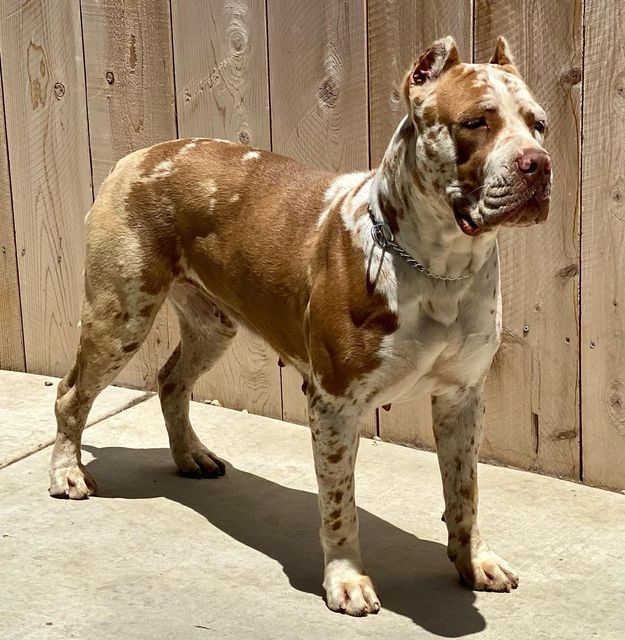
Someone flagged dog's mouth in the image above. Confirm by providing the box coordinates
[453,202,483,236]
[479,180,551,228]
[453,184,551,236]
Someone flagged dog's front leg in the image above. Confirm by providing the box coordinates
[432,384,519,592]
[308,397,380,616]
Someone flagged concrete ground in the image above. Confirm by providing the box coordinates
[1,371,624,639]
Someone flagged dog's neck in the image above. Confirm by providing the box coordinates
[370,117,497,280]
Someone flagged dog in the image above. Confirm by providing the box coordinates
[49,36,551,616]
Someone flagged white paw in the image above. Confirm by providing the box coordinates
[49,464,97,500]
[324,571,381,616]
[457,550,519,592]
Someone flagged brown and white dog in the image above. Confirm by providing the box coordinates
[50,36,551,616]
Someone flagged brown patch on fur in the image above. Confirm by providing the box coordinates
[421,105,438,127]
[159,381,177,399]
[329,509,342,520]
[308,199,398,396]
[326,446,347,464]
[458,530,471,546]
[332,490,343,503]
[122,342,139,353]
[331,520,342,531]
[377,190,402,234]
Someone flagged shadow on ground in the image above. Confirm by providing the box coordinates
[83,445,485,637]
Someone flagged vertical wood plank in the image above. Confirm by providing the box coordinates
[475,0,582,479]
[267,0,376,435]
[0,58,25,372]
[171,0,281,419]
[368,0,472,448]
[0,0,93,376]
[81,0,179,391]
[581,0,625,491]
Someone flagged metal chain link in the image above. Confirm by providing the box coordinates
[368,206,473,282]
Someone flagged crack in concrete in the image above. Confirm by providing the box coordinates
[0,390,155,470]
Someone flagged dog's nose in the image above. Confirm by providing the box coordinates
[516,148,552,179]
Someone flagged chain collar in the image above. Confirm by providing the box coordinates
[367,205,474,282]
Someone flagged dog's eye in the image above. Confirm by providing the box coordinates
[461,117,487,129]
[534,120,546,134]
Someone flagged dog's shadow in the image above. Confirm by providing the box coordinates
[83,445,485,637]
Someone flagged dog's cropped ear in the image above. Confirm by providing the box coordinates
[405,36,460,91]
[489,36,515,67]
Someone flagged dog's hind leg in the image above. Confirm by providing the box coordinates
[157,279,237,477]
[308,392,381,616]
[50,245,169,499]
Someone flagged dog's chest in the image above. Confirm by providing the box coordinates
[375,280,501,403]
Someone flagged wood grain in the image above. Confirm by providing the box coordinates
[580,0,625,490]
[0,58,25,372]
[171,0,270,147]
[0,0,93,376]
[475,0,582,479]
[268,0,368,171]
[171,0,281,419]
[267,0,376,435]
[368,0,471,448]
[81,0,179,391]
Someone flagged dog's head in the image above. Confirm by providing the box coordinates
[404,36,551,236]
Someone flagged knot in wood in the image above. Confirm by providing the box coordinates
[319,78,338,108]
[229,28,247,56]
[614,73,625,113]
[557,263,578,278]
[237,129,250,145]
[607,380,625,436]
[609,185,625,220]
[54,82,65,99]
[560,67,581,86]
[105,71,115,85]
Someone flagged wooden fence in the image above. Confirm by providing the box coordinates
[0,1,622,491]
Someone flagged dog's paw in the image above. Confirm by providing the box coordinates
[49,464,97,500]
[324,572,381,616]
[173,442,226,478]
[457,550,519,592]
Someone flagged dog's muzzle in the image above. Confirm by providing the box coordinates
[457,148,552,235]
